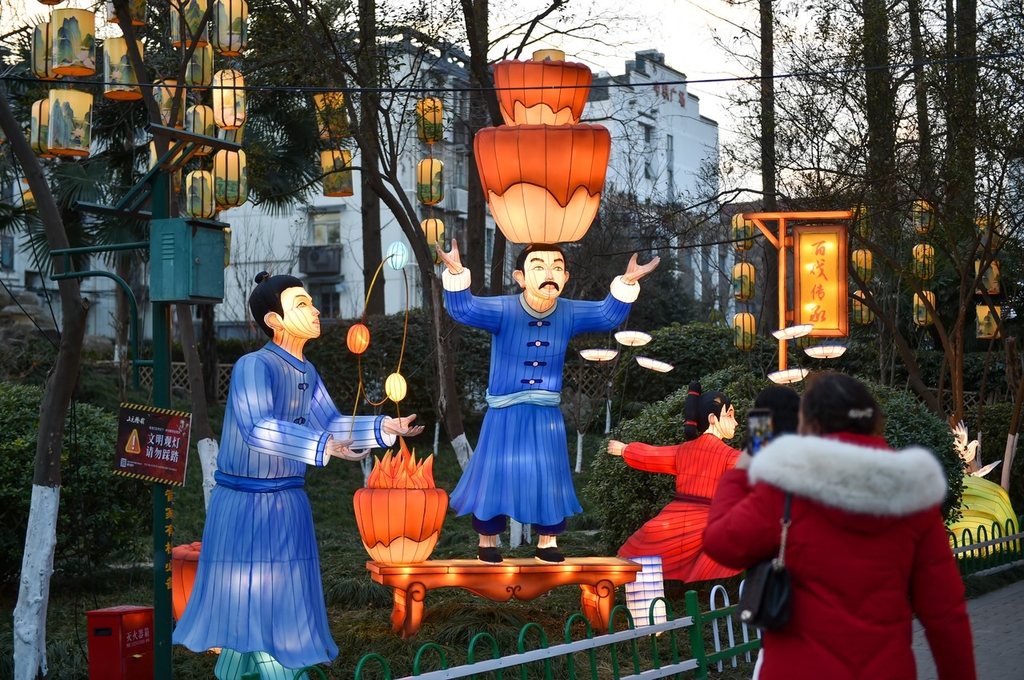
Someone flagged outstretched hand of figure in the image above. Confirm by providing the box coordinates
[607,440,627,457]
[621,253,661,285]
[436,238,464,275]
[383,414,425,438]
[327,436,369,462]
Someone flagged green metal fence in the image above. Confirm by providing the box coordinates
[949,514,1024,576]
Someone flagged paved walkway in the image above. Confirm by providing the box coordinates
[913,578,1024,679]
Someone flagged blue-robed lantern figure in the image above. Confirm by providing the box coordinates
[173,273,423,680]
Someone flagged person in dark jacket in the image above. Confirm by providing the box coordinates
[703,372,975,680]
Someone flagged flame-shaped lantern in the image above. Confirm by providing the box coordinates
[213,149,247,208]
[732,262,755,301]
[852,297,874,325]
[492,51,592,126]
[31,21,58,81]
[104,37,143,101]
[417,158,444,205]
[107,0,147,25]
[171,0,209,47]
[353,442,448,564]
[313,92,348,141]
[851,249,872,283]
[347,323,370,354]
[912,244,935,280]
[912,200,934,234]
[415,97,443,143]
[51,9,96,77]
[212,69,246,130]
[913,291,935,327]
[733,312,756,351]
[47,89,92,157]
[976,305,1000,339]
[185,170,216,219]
[474,124,610,243]
[321,149,353,198]
[211,0,247,56]
[30,99,55,158]
[732,213,755,251]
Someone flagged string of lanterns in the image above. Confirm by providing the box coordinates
[415,96,444,263]
[730,213,756,352]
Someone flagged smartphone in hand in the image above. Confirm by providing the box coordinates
[746,408,774,455]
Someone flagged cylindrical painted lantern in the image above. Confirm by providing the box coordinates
[212,69,246,130]
[30,99,55,158]
[385,373,407,403]
[184,44,213,89]
[732,262,755,301]
[420,218,444,245]
[417,158,444,205]
[474,124,611,243]
[211,0,248,56]
[171,0,209,47]
[51,9,96,77]
[851,249,872,282]
[975,259,1001,296]
[912,244,935,280]
[320,149,353,198]
[492,52,592,126]
[913,291,935,327]
[313,92,348,141]
[733,312,756,351]
[731,213,754,252]
[852,297,874,325]
[107,0,147,26]
[47,89,92,157]
[217,122,244,145]
[415,97,443,143]
[976,305,1000,340]
[184,170,216,219]
[31,22,58,81]
[104,37,143,101]
[912,200,934,234]
[213,149,247,208]
[346,323,370,354]
[153,79,184,127]
[185,104,215,155]
[20,180,35,210]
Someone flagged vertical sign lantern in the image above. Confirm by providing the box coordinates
[51,9,96,77]
[30,99,55,158]
[31,21,59,81]
[212,69,246,129]
[213,149,248,208]
[104,37,143,101]
[212,0,248,56]
[47,89,92,157]
[793,225,848,337]
[321,150,353,197]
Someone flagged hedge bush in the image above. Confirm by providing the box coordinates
[0,382,148,587]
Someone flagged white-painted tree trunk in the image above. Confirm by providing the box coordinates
[196,437,219,509]
[1001,432,1018,491]
[509,520,532,549]
[433,421,440,457]
[13,485,59,680]
[575,431,584,473]
[451,432,473,470]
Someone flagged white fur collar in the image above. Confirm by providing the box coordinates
[748,434,948,516]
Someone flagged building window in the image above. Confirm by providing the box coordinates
[0,235,13,270]
[310,212,341,245]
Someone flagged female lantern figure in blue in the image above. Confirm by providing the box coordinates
[173,273,423,680]
[438,240,659,564]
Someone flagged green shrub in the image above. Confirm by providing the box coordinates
[0,382,148,587]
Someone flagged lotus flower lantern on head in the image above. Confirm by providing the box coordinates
[474,50,611,244]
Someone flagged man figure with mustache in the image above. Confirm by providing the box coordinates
[438,242,659,563]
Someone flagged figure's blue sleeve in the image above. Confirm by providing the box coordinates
[307,368,393,449]
[568,294,632,335]
[444,287,504,334]
[228,354,330,466]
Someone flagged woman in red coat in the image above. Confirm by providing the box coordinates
[703,372,975,680]
[608,380,741,583]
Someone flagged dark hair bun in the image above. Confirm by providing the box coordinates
[254,271,270,284]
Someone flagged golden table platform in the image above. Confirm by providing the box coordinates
[366,557,641,638]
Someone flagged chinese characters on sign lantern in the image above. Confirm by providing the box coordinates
[793,225,848,337]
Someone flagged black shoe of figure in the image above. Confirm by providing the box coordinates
[477,546,503,564]
[534,546,565,564]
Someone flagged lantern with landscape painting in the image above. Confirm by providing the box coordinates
[733,312,756,351]
[912,200,934,234]
[212,69,246,130]
[313,92,348,141]
[51,8,96,77]
[732,262,754,302]
[103,37,143,101]
[47,89,92,157]
[171,0,208,47]
[417,158,443,205]
[106,0,147,25]
[185,44,213,89]
[213,148,247,208]
[912,244,935,280]
[731,213,754,252]
[212,0,248,56]
[976,306,1000,340]
[852,297,874,325]
[185,170,215,219]
[913,291,935,327]
[415,97,443,143]
[31,21,58,81]
[321,149,353,198]
[30,99,54,158]
[851,249,872,282]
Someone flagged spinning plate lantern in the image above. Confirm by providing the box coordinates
[474,51,611,244]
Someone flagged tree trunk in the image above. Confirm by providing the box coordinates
[426,273,473,467]
[198,303,219,404]
[359,0,384,316]
[176,304,219,507]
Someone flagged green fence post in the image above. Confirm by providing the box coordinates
[685,590,707,680]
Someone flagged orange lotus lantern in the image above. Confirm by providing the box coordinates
[353,441,448,564]
[493,50,592,126]
[474,124,611,244]
[347,322,370,354]
[171,541,202,621]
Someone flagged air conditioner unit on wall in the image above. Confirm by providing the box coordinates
[299,245,342,276]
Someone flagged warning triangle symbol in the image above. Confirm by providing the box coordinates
[126,429,141,454]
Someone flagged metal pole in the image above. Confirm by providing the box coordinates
[778,218,788,372]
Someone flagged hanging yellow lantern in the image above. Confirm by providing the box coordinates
[185,170,216,219]
[103,37,143,101]
[912,200,934,234]
[913,291,935,327]
[347,323,370,354]
[212,69,246,130]
[851,204,871,238]
[153,79,184,127]
[107,0,147,25]
[21,180,36,210]
[47,89,92,157]
[171,0,209,47]
[217,122,244,145]
[976,305,1000,340]
[420,219,444,246]
[213,149,248,208]
[31,21,59,81]
[852,297,874,325]
[975,259,1000,295]
[912,244,935,280]
[417,158,444,205]
[51,9,96,77]
[312,92,348,141]
[385,373,408,403]
[184,44,214,89]
[185,105,215,155]
[211,0,248,56]
[732,262,755,301]
[731,214,754,252]
[851,249,872,283]
[976,216,1002,250]
[416,98,443,144]
[320,150,354,198]
[733,312,756,351]
[30,99,55,158]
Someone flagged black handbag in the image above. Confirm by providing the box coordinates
[737,493,793,630]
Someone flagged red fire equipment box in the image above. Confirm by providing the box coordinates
[86,605,154,680]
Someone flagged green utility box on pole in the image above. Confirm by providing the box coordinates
[149,218,227,303]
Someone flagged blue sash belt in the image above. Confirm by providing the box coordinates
[485,389,560,409]
[215,470,305,493]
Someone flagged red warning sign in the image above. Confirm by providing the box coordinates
[114,403,192,486]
